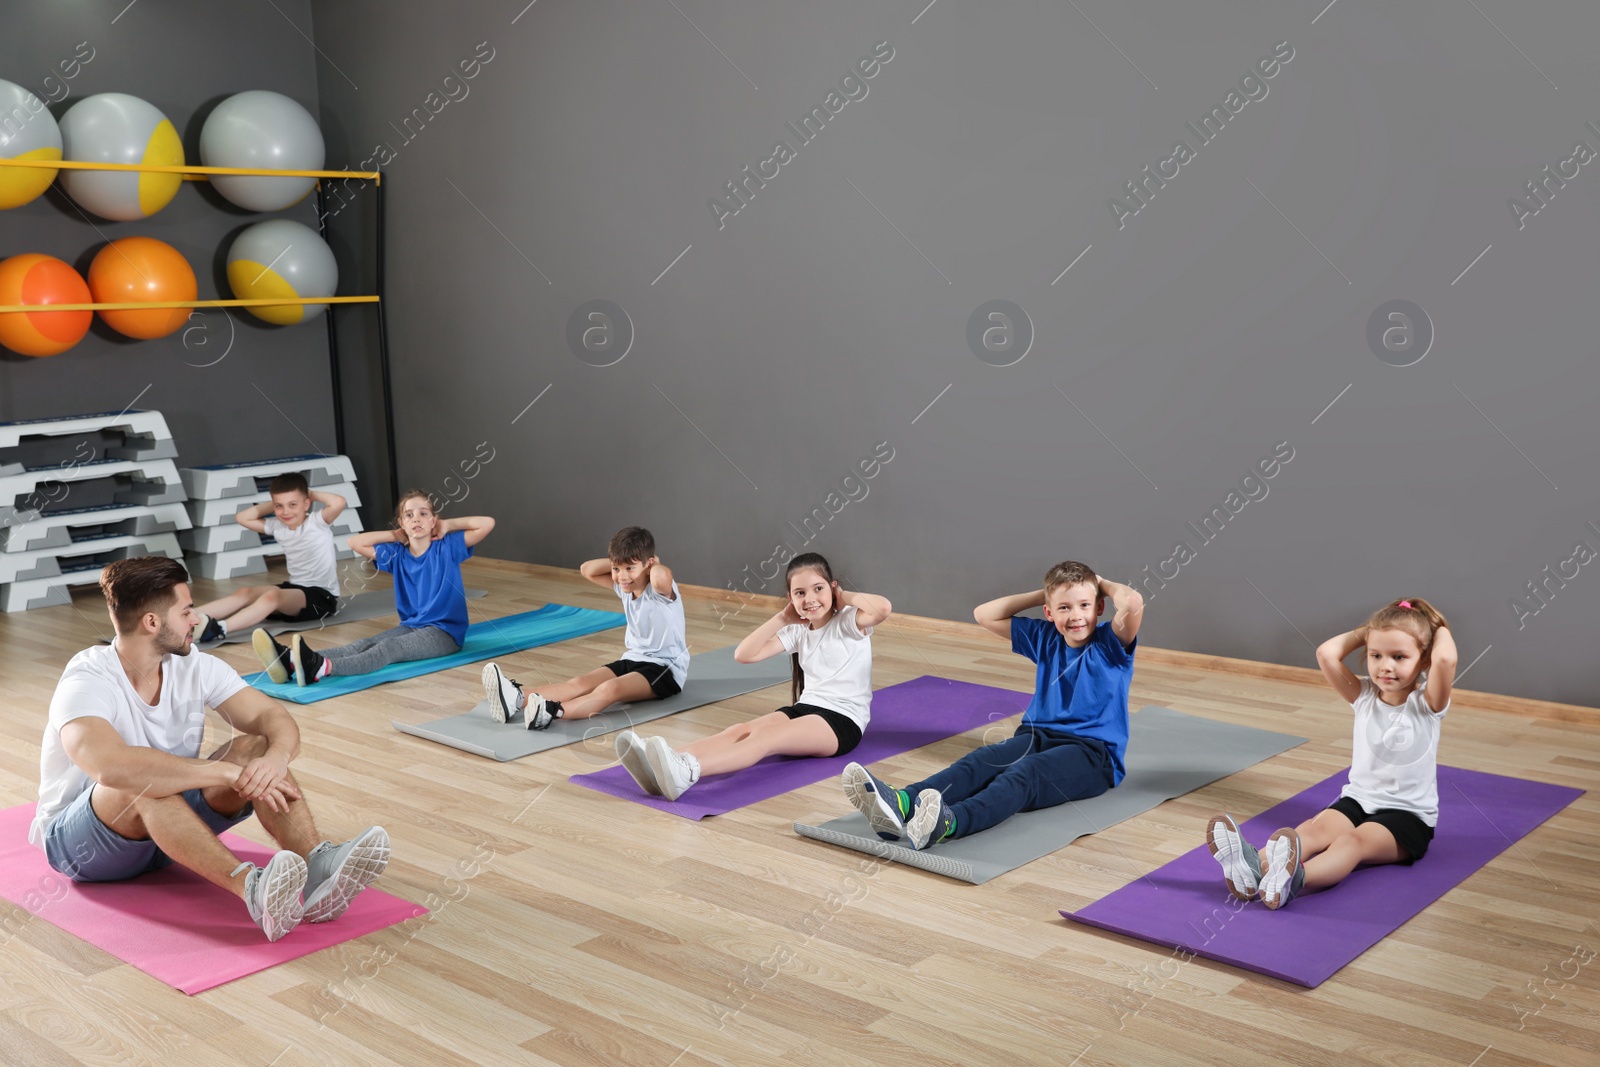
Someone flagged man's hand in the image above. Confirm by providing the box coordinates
[233,756,300,813]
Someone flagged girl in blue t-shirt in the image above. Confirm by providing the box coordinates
[251,490,494,685]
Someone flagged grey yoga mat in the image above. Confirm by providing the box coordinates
[391,645,793,761]
[200,588,488,646]
[793,705,1307,884]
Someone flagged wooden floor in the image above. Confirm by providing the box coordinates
[1,557,1595,1067]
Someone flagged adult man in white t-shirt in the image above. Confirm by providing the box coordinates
[32,556,390,942]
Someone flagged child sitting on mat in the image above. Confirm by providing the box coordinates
[480,526,689,729]
[192,473,346,644]
[251,490,494,686]
[1206,597,1457,909]
[841,561,1143,849]
[614,552,891,801]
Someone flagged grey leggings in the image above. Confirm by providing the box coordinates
[323,624,460,675]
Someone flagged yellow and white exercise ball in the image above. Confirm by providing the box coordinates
[0,79,62,210]
[58,92,184,220]
[227,219,337,325]
[201,91,324,212]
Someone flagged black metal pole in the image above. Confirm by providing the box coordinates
[314,180,346,457]
[375,173,398,505]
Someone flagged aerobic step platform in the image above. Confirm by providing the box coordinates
[180,455,358,500]
[178,507,362,555]
[0,459,186,525]
[0,533,189,584]
[0,410,176,462]
[0,502,191,553]
[185,481,362,528]
[1,535,184,612]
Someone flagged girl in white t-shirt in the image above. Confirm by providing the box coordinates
[616,553,892,801]
[1207,597,1458,909]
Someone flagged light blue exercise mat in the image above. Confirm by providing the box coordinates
[246,604,624,705]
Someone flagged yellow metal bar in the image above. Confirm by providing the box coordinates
[0,157,381,183]
[0,296,380,313]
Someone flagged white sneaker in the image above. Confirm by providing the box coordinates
[523,691,553,730]
[238,850,308,942]
[1205,812,1262,902]
[615,730,661,796]
[302,826,391,923]
[643,736,699,801]
[481,663,524,724]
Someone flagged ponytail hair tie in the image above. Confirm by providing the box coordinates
[1399,600,1413,609]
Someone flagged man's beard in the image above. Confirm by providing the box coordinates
[154,620,192,657]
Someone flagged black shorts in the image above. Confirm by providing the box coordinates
[1327,796,1434,862]
[604,658,682,699]
[779,703,862,757]
[273,582,338,622]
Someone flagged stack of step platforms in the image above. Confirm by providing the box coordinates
[179,455,364,580]
[0,411,189,612]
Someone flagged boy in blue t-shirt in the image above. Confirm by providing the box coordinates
[841,561,1144,849]
[482,526,688,730]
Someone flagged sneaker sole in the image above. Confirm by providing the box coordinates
[1260,828,1300,910]
[643,737,690,801]
[253,630,290,685]
[841,763,904,841]
[303,827,392,924]
[615,732,661,796]
[1205,813,1259,901]
[482,663,512,723]
[904,788,945,850]
[291,635,308,688]
[257,852,308,942]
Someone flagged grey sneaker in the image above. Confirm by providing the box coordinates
[482,662,524,724]
[238,850,308,942]
[841,762,909,841]
[302,826,391,923]
[615,730,661,796]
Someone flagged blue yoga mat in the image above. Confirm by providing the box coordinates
[246,604,624,704]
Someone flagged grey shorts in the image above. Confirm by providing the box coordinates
[42,785,253,882]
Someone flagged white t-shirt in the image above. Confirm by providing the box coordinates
[264,510,340,596]
[617,581,690,687]
[1339,676,1448,826]
[31,643,250,848]
[777,603,875,730]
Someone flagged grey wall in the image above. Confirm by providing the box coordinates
[311,0,1598,707]
[1,1,334,467]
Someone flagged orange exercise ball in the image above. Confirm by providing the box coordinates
[87,236,196,339]
[0,254,93,357]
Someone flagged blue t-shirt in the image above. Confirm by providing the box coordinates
[1012,617,1137,783]
[372,530,473,646]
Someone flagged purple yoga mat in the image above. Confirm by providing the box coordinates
[569,675,1029,819]
[1062,765,1583,988]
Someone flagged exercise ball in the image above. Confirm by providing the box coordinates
[0,80,62,210]
[201,91,324,212]
[227,219,337,325]
[59,93,184,220]
[0,254,92,357]
[88,237,196,339]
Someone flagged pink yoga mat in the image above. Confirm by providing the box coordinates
[0,804,426,995]
[570,675,1031,818]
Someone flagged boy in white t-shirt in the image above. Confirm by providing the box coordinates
[192,472,346,644]
[481,526,689,729]
[34,556,390,942]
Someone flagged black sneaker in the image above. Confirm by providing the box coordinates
[253,629,293,683]
[292,634,326,687]
[195,613,224,644]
